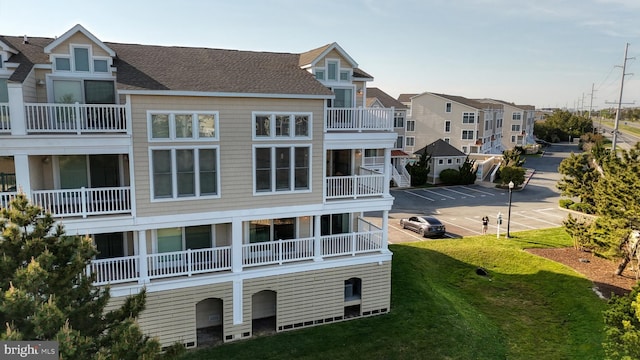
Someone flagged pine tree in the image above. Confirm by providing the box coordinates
[0,193,163,359]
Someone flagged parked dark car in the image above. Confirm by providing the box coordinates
[400,216,446,238]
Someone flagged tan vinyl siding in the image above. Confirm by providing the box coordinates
[107,261,390,347]
[22,71,37,103]
[34,69,49,102]
[50,32,110,57]
[320,49,352,68]
[129,95,324,217]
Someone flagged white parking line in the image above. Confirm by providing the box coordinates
[462,186,496,196]
[533,208,567,219]
[403,190,435,202]
[421,189,455,200]
[442,187,475,198]
[389,223,426,242]
[515,211,563,226]
[438,218,483,235]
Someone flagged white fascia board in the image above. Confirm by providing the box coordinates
[118,90,332,100]
[324,132,397,149]
[0,136,130,156]
[109,253,392,297]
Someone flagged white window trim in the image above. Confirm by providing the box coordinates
[461,130,474,140]
[443,137,450,143]
[252,112,312,140]
[252,144,313,196]
[148,145,221,202]
[406,120,415,132]
[405,136,415,147]
[444,120,451,133]
[462,112,476,124]
[445,102,452,113]
[152,224,216,253]
[148,110,220,142]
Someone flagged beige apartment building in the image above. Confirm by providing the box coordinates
[474,99,536,148]
[0,25,395,348]
[400,92,504,155]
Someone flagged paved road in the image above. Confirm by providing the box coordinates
[366,143,577,243]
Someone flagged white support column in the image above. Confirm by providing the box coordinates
[313,215,323,261]
[231,218,243,273]
[7,84,26,135]
[383,148,391,195]
[137,230,150,284]
[382,210,390,252]
[233,279,243,325]
[13,154,31,199]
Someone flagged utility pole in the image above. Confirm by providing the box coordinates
[588,83,595,120]
[611,43,633,153]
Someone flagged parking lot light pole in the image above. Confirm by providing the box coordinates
[507,181,514,238]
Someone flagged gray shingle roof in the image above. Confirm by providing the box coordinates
[397,93,418,103]
[366,87,407,109]
[414,139,466,157]
[0,35,340,96]
[107,42,332,95]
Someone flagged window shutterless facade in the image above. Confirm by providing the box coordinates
[405,136,415,147]
[445,102,452,113]
[150,147,219,200]
[462,112,475,124]
[394,112,405,128]
[512,112,522,121]
[444,120,451,133]
[53,45,111,73]
[511,124,521,132]
[254,145,311,194]
[253,112,311,139]
[462,130,474,140]
[406,120,415,132]
[149,111,218,141]
[395,136,403,149]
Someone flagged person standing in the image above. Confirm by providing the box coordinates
[482,216,489,235]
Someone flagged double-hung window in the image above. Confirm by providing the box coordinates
[444,120,451,133]
[406,120,415,132]
[462,130,474,140]
[151,147,219,199]
[254,146,310,194]
[148,110,220,201]
[462,112,475,124]
[511,124,521,132]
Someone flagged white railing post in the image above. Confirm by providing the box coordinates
[382,210,390,252]
[351,233,357,256]
[8,84,26,135]
[278,240,283,265]
[314,216,323,261]
[80,187,88,218]
[232,219,243,272]
[137,231,150,284]
[187,248,193,276]
[74,102,81,134]
[352,175,358,199]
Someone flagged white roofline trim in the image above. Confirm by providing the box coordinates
[118,90,334,99]
[0,40,17,54]
[310,43,358,69]
[44,24,116,57]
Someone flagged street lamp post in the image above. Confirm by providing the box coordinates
[507,181,514,238]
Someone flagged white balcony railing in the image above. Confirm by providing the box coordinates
[86,221,384,285]
[0,191,17,208]
[31,186,132,218]
[242,237,314,267]
[24,103,127,134]
[89,255,139,285]
[0,103,10,132]
[326,107,393,132]
[326,174,385,199]
[146,247,232,281]
[321,231,384,257]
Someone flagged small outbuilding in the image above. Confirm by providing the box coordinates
[414,139,468,184]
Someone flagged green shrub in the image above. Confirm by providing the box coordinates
[569,202,596,214]
[559,199,574,209]
[439,168,460,185]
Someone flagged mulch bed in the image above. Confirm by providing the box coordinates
[526,247,639,299]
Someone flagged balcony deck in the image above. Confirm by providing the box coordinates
[326,107,393,132]
[88,228,385,286]
[1,187,132,218]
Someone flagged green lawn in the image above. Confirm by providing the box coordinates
[179,228,608,360]
[600,119,640,137]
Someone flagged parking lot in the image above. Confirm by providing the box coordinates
[364,143,576,243]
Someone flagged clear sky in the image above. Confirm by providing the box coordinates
[2,0,639,110]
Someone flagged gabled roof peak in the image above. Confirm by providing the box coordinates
[299,42,358,69]
[44,24,115,57]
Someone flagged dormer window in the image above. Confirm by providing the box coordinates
[94,59,108,72]
[74,47,90,72]
[53,46,111,73]
[55,57,71,71]
[339,70,350,81]
[327,61,338,81]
